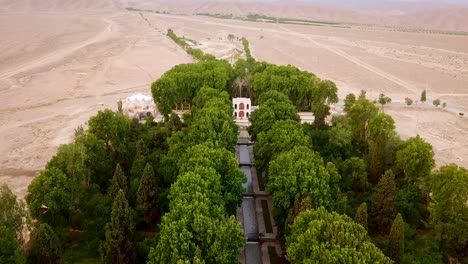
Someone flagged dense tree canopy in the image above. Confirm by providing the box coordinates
[254,120,310,174]
[347,98,379,144]
[252,64,317,110]
[268,146,340,230]
[248,97,300,141]
[151,60,233,115]
[136,163,160,229]
[27,223,62,264]
[395,135,435,183]
[371,170,397,234]
[286,208,392,263]
[0,225,24,264]
[189,102,238,152]
[0,184,27,241]
[26,167,72,228]
[429,164,468,258]
[368,112,396,183]
[179,144,245,215]
[387,213,405,264]
[149,167,245,263]
[101,189,136,264]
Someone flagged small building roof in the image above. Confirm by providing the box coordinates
[125,93,153,102]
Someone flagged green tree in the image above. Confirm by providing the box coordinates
[151,60,233,115]
[378,93,392,107]
[355,202,368,230]
[252,64,317,111]
[179,144,245,215]
[130,140,148,180]
[192,86,231,116]
[339,157,368,192]
[267,146,340,230]
[432,99,441,107]
[109,164,128,198]
[88,109,132,164]
[26,168,72,228]
[248,96,300,141]
[395,135,435,184]
[100,190,136,264]
[387,213,405,264]
[0,226,24,264]
[27,223,62,264]
[254,120,310,174]
[420,90,426,103]
[368,112,396,183]
[149,168,245,263]
[311,80,339,129]
[0,184,27,241]
[256,90,290,106]
[189,104,238,152]
[346,98,379,144]
[429,164,468,257]
[405,97,413,106]
[371,170,396,234]
[136,164,160,229]
[344,93,356,113]
[286,208,392,264]
[358,89,367,99]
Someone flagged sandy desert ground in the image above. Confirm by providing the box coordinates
[0,11,193,197]
[1,9,467,198]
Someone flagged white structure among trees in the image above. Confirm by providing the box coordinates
[122,93,162,121]
[233,97,252,120]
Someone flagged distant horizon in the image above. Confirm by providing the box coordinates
[204,0,468,7]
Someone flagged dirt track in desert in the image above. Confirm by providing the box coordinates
[1,10,467,197]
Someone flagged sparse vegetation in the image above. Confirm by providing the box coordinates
[378,93,392,107]
[433,99,441,107]
[166,29,213,61]
[405,97,413,106]
[420,89,427,102]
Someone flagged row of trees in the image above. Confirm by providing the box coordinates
[166,29,215,61]
[149,85,246,263]
[248,63,467,263]
[0,57,249,263]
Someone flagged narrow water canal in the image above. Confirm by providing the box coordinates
[237,141,262,264]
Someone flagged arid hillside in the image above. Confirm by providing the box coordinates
[124,0,468,32]
[0,0,117,12]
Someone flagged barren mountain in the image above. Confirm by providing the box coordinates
[123,0,468,32]
[0,0,117,12]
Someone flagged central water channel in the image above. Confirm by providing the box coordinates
[238,142,262,264]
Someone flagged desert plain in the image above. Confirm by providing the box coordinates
[1,3,468,198]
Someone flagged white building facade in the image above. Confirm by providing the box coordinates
[232,97,252,120]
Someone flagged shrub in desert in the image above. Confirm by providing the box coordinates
[433,99,441,107]
[420,90,427,102]
[405,97,413,106]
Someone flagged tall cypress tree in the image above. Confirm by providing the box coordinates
[101,189,135,264]
[109,164,127,198]
[371,170,396,234]
[387,213,405,264]
[137,163,160,229]
[355,202,368,230]
[27,223,62,264]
